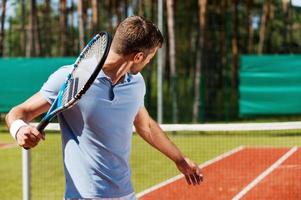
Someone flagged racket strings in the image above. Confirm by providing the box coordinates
[61,34,109,106]
[80,35,107,61]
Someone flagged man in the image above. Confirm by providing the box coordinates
[6,16,202,200]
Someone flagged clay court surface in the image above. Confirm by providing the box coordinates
[138,146,301,200]
[1,138,300,200]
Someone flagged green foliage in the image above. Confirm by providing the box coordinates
[2,1,301,122]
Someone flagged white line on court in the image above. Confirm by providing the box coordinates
[136,145,245,199]
[0,143,17,149]
[231,146,298,200]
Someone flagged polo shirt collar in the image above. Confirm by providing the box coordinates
[99,70,132,84]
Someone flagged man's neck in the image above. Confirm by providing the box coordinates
[102,51,133,85]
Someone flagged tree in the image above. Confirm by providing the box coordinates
[114,0,122,25]
[166,0,178,123]
[78,0,85,50]
[138,0,145,16]
[91,0,99,35]
[20,0,26,56]
[69,0,77,54]
[282,0,292,52]
[43,0,51,56]
[265,1,275,53]
[131,0,139,14]
[220,0,228,74]
[33,0,41,56]
[193,0,207,123]
[246,0,254,53]
[258,0,270,54]
[219,0,229,120]
[60,0,68,56]
[232,0,239,89]
[105,0,113,32]
[27,0,35,57]
[27,0,41,57]
[0,0,6,57]
[230,0,239,118]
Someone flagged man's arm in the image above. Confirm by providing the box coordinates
[134,106,203,185]
[5,92,51,148]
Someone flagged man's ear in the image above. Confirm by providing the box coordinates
[133,52,145,63]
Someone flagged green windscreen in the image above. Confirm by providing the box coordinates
[240,55,301,116]
[0,58,75,113]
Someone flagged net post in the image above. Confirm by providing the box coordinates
[22,149,31,200]
[157,0,163,124]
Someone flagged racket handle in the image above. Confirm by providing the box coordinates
[36,119,49,133]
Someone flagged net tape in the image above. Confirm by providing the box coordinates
[31,121,301,132]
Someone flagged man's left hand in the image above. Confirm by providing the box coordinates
[175,157,203,185]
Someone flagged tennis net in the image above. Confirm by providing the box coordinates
[21,121,301,200]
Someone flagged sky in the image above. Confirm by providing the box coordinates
[292,0,301,7]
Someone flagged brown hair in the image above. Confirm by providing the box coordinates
[111,16,163,55]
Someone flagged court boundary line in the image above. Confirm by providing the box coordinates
[0,143,17,149]
[231,146,298,200]
[136,145,244,198]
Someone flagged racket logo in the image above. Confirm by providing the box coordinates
[67,78,79,102]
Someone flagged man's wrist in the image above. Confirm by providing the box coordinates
[9,119,28,140]
[174,155,186,165]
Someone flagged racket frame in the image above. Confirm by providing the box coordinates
[37,32,112,133]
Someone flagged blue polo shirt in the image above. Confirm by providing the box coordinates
[40,65,145,198]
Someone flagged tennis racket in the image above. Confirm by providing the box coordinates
[37,32,112,133]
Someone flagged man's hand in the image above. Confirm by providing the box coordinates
[175,157,203,185]
[16,125,44,149]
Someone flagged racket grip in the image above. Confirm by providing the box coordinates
[36,119,49,133]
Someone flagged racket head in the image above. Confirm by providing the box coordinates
[37,32,112,132]
[62,32,112,107]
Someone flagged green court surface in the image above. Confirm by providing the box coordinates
[1,125,301,199]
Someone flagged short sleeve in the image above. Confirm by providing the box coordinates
[137,73,146,108]
[40,65,73,104]
[141,81,146,108]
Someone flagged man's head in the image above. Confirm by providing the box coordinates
[107,16,163,76]
[111,16,164,56]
